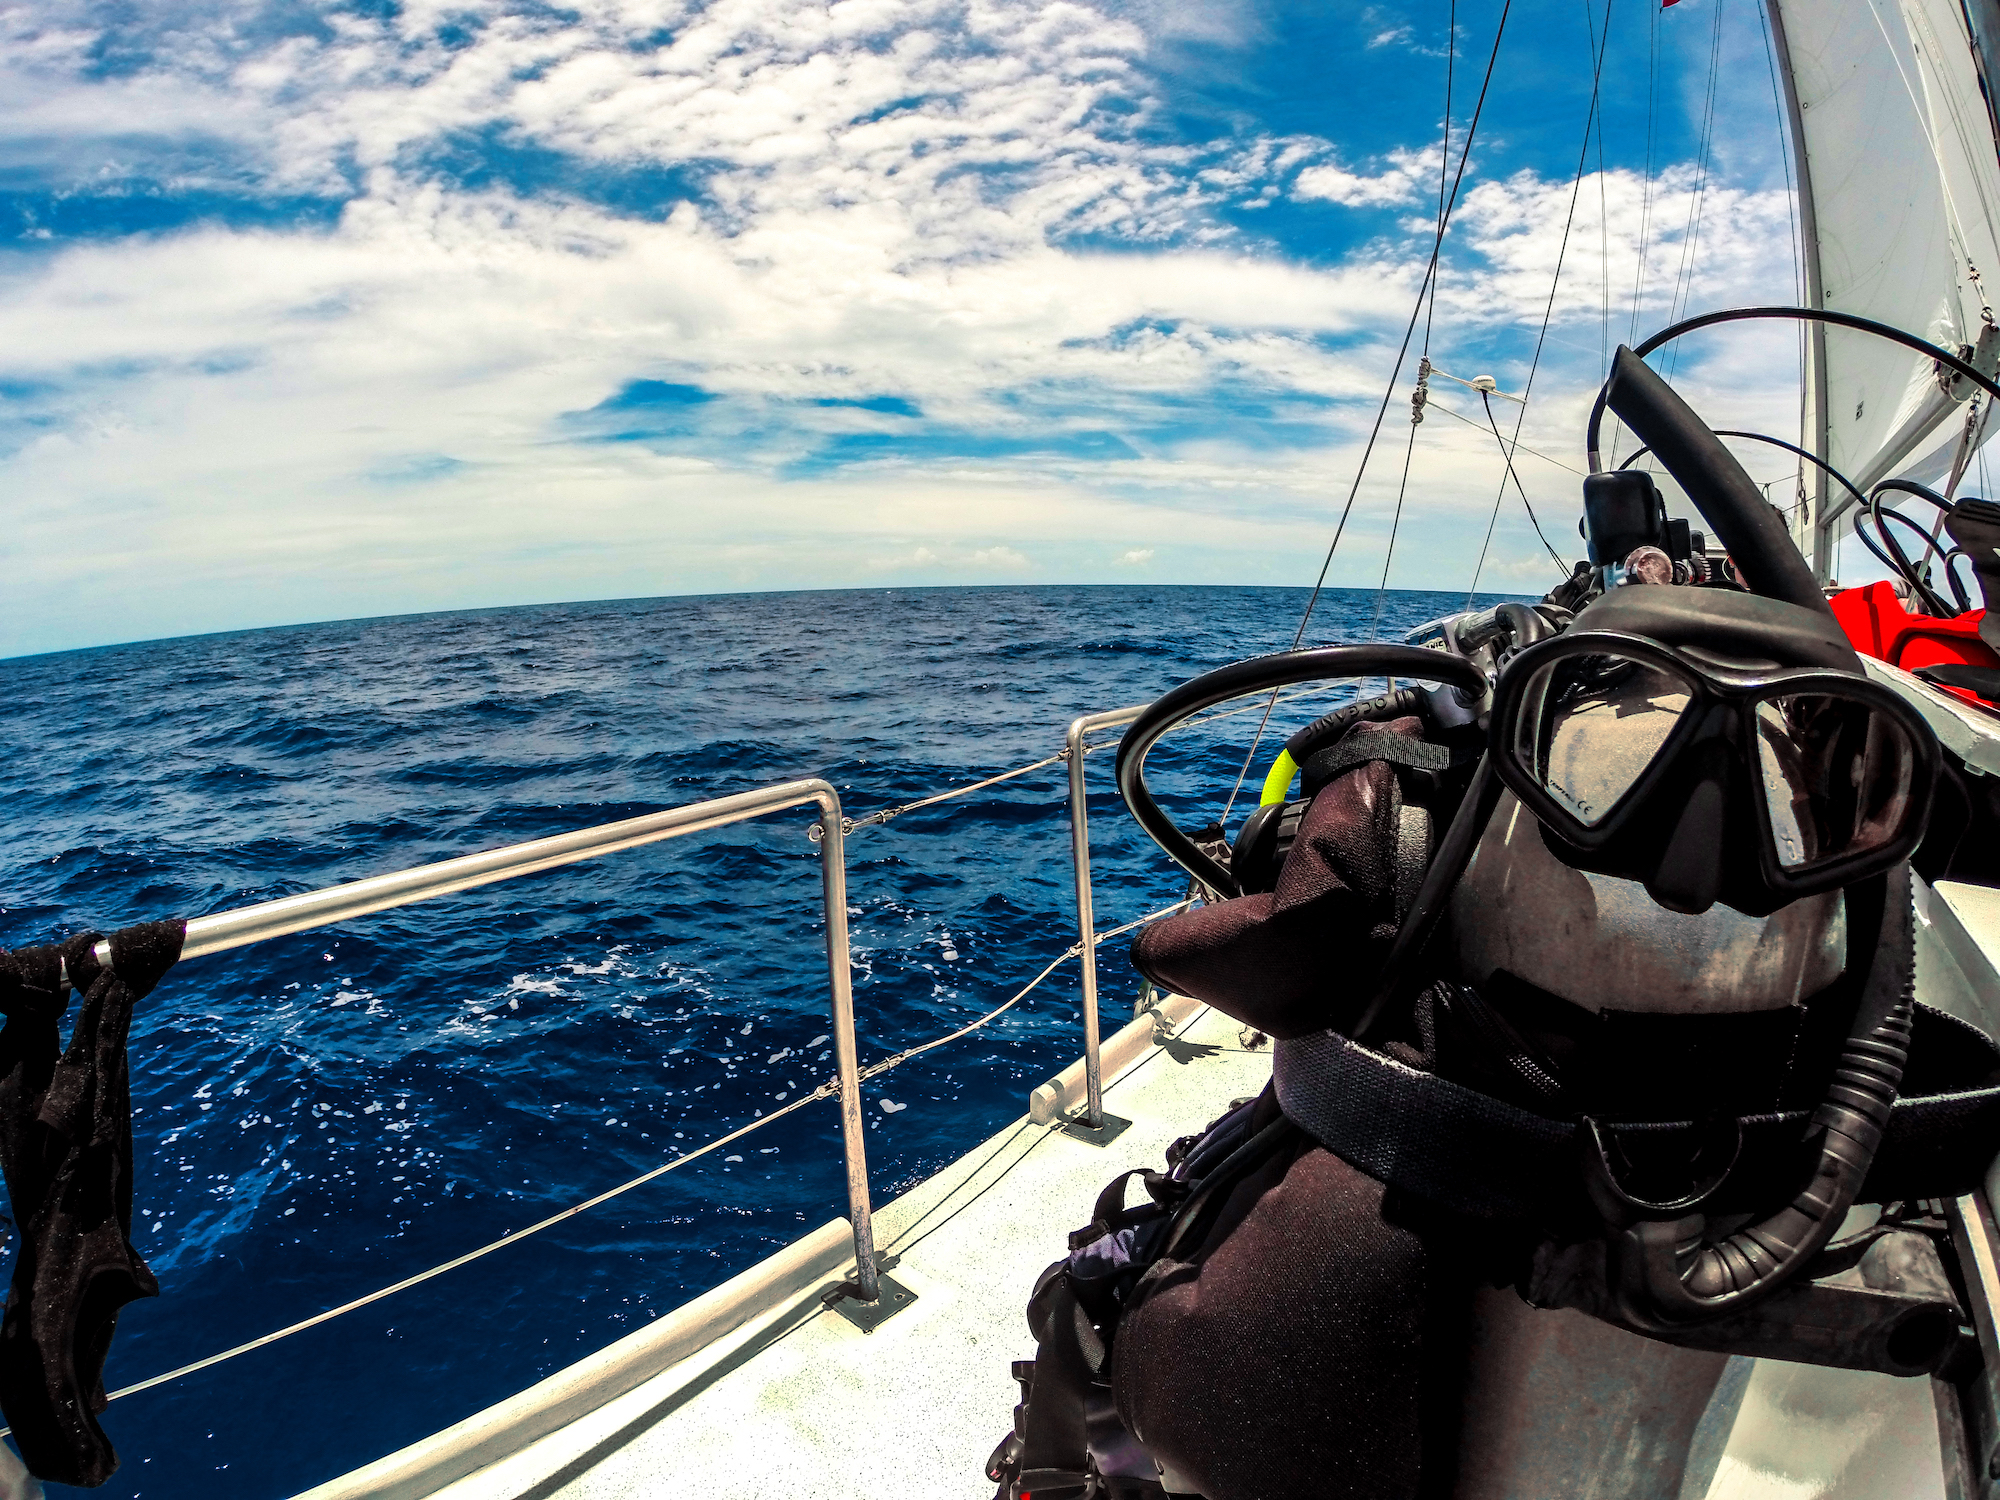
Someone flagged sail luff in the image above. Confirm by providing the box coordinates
[1771,0,2000,580]
[1764,0,1832,578]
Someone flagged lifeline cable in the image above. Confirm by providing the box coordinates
[829,683,1364,837]
[79,896,1201,1413]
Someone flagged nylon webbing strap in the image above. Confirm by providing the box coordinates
[1274,1023,2000,1220]
[1300,733,1454,791]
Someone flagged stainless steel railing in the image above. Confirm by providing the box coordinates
[82,691,1276,1302]
[1065,706,1146,1129]
[92,779,886,1304]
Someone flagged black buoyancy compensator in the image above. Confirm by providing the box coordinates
[1228,685,1436,896]
[985,1093,1292,1500]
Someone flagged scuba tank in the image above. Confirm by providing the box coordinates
[985,349,2000,1500]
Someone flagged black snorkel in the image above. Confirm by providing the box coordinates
[1112,333,1944,1341]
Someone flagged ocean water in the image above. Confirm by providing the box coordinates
[0,583,1524,1499]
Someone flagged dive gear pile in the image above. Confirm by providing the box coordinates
[988,332,2000,1500]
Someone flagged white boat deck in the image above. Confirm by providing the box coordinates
[318,1000,1271,1500]
[302,879,2000,1500]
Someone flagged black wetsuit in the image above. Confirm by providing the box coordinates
[0,922,181,1487]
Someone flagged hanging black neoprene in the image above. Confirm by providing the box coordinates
[0,921,182,1487]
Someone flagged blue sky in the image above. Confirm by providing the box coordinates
[2,0,1815,655]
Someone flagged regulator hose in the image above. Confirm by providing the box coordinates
[1116,646,1488,898]
[1597,348,1828,615]
[1593,868,1914,1328]
[1260,687,1431,806]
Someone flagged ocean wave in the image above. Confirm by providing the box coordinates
[0,583,1519,1499]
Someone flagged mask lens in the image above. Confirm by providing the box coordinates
[1516,652,1695,826]
[1755,693,1918,868]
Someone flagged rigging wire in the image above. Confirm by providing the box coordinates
[1663,0,1726,384]
[1466,0,1614,604]
[1425,399,1586,474]
[1370,423,1426,640]
[1220,0,1509,827]
[1756,0,1809,533]
[1627,0,1659,344]
[1481,390,1568,569]
[1280,0,1506,654]
[1371,0,1459,642]
[1582,0,1610,375]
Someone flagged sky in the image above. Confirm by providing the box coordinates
[2,0,1825,655]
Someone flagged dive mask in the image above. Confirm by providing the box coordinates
[1489,588,1940,917]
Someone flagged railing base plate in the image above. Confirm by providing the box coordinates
[1057,1111,1133,1147]
[828,1274,917,1333]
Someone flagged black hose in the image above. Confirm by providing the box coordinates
[1618,428,1869,522]
[1943,549,1978,614]
[1158,1116,1300,1263]
[1351,756,1503,1043]
[1116,646,1489,898]
[1868,502,1959,618]
[1282,687,1428,761]
[1587,306,2000,466]
[1493,601,1553,649]
[1610,870,1913,1327]
[1599,349,1827,614]
[1869,479,1969,616]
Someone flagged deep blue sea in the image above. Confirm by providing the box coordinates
[0,584,1524,1499]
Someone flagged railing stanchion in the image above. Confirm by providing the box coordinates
[814,790,879,1301]
[1066,707,1146,1130]
[103,776,884,1299]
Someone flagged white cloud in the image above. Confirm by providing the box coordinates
[968,545,1030,569]
[0,0,1808,653]
[1445,164,1797,329]
[1294,148,1431,208]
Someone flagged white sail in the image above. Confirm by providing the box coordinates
[1768,0,2000,578]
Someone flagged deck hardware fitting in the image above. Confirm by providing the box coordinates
[826,1274,917,1333]
[1057,1110,1133,1147]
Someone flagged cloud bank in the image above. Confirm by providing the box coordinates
[0,0,1802,654]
